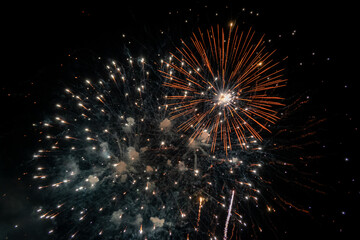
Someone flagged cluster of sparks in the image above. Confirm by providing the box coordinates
[161,26,286,155]
[28,25,315,240]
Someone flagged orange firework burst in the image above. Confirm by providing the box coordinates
[161,25,286,154]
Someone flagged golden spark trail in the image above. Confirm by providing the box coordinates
[196,197,204,231]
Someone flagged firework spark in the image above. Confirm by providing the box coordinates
[161,25,286,154]
[223,190,235,240]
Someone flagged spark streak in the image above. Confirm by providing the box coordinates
[224,190,235,240]
[196,197,205,230]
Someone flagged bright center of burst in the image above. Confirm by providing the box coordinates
[217,92,233,106]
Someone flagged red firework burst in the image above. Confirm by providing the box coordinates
[161,25,286,154]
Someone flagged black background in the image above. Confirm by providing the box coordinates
[1,1,357,239]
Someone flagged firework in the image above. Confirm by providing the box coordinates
[161,26,286,154]
[31,53,273,239]
[30,25,321,239]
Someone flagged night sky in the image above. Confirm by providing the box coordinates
[1,1,357,239]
